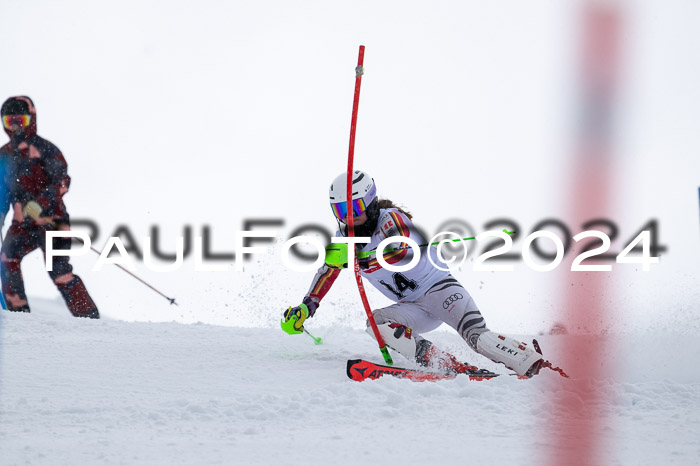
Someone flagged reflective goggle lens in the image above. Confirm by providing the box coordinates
[331,198,367,222]
[2,114,31,129]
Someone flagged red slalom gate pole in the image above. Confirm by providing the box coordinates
[346,45,393,366]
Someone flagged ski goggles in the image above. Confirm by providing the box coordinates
[331,198,369,222]
[2,114,31,129]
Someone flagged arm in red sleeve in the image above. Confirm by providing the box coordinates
[303,263,342,316]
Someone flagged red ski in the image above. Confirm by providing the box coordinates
[346,359,499,382]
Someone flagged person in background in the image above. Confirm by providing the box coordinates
[0,96,99,318]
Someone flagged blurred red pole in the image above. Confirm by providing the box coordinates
[549,3,621,465]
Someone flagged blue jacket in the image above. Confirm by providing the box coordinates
[0,151,8,219]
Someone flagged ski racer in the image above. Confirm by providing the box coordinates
[0,96,99,318]
[283,170,544,377]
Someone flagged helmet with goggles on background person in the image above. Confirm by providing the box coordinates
[1,96,37,145]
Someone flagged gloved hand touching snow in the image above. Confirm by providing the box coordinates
[281,297,318,335]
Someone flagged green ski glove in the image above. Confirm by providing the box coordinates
[281,303,310,335]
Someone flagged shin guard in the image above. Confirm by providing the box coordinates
[367,322,420,361]
[476,331,543,377]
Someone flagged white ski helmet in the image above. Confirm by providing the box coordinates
[329,170,377,221]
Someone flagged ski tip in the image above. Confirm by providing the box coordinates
[346,359,362,380]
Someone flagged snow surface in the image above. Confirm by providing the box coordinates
[1,300,699,465]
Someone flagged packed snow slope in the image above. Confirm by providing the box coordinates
[1,301,699,466]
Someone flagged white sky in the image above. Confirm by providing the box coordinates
[1,0,698,333]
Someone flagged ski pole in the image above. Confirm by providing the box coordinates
[88,246,178,306]
[282,307,323,343]
[345,45,393,366]
[23,202,178,306]
[363,229,515,256]
[304,328,323,345]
